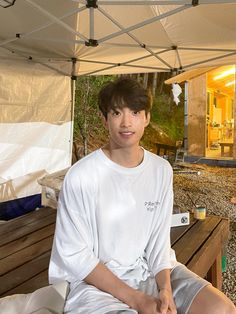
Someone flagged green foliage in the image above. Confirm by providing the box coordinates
[151,92,184,143]
[74,75,114,152]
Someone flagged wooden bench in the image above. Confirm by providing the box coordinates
[171,215,229,289]
[0,207,56,297]
[156,143,177,159]
[0,207,229,297]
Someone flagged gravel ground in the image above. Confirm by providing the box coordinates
[173,163,236,305]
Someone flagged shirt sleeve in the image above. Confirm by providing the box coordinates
[145,164,173,276]
[49,168,99,284]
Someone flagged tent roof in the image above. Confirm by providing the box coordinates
[1,0,236,76]
[164,66,215,84]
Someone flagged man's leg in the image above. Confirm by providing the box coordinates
[188,285,236,314]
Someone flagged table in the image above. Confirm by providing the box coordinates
[0,208,229,297]
[219,141,233,157]
[156,143,177,157]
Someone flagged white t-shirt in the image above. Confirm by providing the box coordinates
[49,148,178,313]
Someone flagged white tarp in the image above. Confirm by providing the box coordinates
[0,60,72,202]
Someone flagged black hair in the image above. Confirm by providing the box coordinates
[98,77,152,119]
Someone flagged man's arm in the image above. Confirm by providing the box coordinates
[155,269,176,314]
[85,262,161,314]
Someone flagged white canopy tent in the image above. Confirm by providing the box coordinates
[0,0,236,217]
[0,0,236,76]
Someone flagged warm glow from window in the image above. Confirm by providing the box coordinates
[213,67,235,80]
[225,80,235,87]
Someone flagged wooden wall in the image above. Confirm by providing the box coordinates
[233,94,236,159]
[187,74,207,156]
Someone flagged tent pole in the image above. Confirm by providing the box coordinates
[70,78,76,165]
[70,59,77,165]
[183,51,236,70]
[24,0,88,41]
[98,5,191,44]
[89,7,95,40]
[73,0,235,5]
[98,6,173,68]
[179,47,236,52]
[0,6,87,49]
[184,81,188,152]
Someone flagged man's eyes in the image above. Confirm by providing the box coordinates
[111,110,121,116]
[110,110,141,116]
[132,111,141,115]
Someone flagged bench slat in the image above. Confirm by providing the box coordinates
[0,224,55,259]
[187,219,229,278]
[0,236,53,276]
[0,207,55,235]
[0,213,56,246]
[0,252,50,296]
[2,270,49,297]
[171,216,196,246]
[172,216,220,265]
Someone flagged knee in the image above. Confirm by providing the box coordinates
[224,300,236,314]
[188,285,236,314]
[211,296,236,314]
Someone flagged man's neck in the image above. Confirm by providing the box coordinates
[103,145,144,168]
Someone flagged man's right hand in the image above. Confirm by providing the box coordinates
[130,291,162,314]
[131,291,174,314]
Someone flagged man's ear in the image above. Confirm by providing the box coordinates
[145,112,150,127]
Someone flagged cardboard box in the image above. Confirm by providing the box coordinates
[171,211,190,227]
[38,168,69,209]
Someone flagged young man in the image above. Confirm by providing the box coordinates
[49,78,236,314]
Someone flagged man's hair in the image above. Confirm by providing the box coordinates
[98,77,152,118]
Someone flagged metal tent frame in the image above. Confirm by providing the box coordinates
[0,0,236,77]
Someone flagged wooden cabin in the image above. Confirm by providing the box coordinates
[166,65,236,162]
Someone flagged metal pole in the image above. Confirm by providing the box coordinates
[184,81,188,152]
[89,7,95,39]
[69,59,77,164]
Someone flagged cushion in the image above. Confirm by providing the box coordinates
[0,281,69,314]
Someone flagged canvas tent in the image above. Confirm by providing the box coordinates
[1,0,236,75]
[1,0,236,218]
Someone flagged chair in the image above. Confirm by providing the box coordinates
[175,140,186,163]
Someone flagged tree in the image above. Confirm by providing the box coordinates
[73,75,114,160]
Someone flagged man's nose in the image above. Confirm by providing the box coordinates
[121,112,132,127]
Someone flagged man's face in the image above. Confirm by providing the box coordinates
[104,107,150,150]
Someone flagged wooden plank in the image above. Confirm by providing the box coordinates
[207,252,222,290]
[0,223,55,259]
[0,213,56,246]
[186,219,229,279]
[0,251,51,297]
[2,270,49,297]
[188,74,207,156]
[171,216,196,246]
[172,216,220,265]
[0,207,55,235]
[0,236,54,276]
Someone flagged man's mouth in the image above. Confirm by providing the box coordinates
[119,131,134,136]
